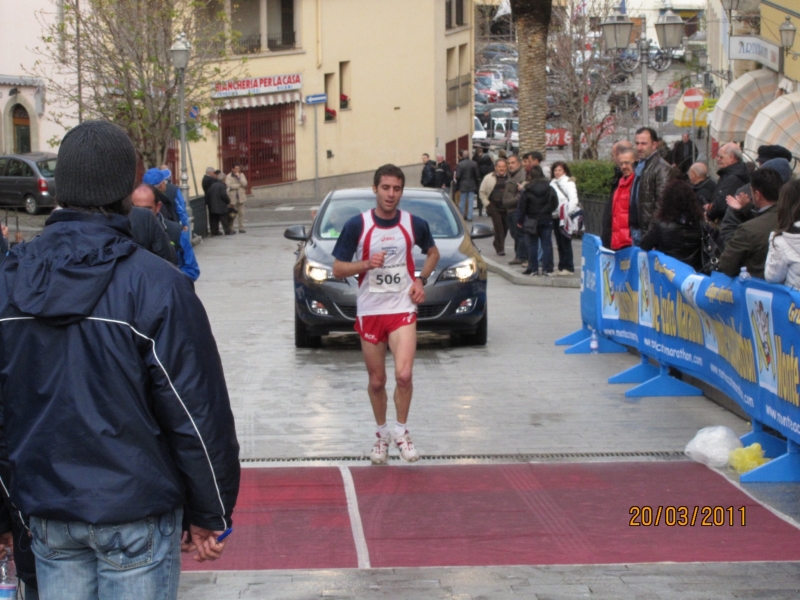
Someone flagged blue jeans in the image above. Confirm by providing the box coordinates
[508,210,527,260]
[459,191,475,220]
[631,228,642,246]
[525,219,554,273]
[30,508,182,600]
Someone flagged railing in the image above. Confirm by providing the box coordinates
[580,193,607,236]
[232,34,262,55]
[268,30,296,51]
[446,77,459,110]
[189,196,209,238]
[458,74,471,107]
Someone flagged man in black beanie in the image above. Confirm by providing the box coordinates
[0,121,240,599]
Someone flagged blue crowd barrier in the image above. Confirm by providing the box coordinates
[559,234,800,482]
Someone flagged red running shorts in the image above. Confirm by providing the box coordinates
[355,312,417,344]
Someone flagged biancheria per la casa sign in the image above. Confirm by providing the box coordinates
[212,73,303,98]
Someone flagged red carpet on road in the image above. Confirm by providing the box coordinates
[183,462,800,571]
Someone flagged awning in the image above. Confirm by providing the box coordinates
[709,69,778,142]
[220,91,301,111]
[673,97,707,128]
[744,90,800,168]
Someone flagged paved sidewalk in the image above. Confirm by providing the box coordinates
[179,221,800,599]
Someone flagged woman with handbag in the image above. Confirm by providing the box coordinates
[550,161,579,275]
[518,177,558,276]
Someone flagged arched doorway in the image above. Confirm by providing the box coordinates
[12,105,30,154]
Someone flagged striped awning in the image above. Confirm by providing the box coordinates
[744,91,800,170]
[709,69,778,143]
[221,91,301,111]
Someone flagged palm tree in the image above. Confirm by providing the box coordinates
[510,0,553,156]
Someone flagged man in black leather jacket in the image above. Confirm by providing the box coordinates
[629,127,673,243]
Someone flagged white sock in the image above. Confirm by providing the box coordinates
[394,422,407,438]
[377,422,390,439]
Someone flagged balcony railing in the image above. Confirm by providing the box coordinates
[446,77,459,110]
[268,30,296,51]
[232,34,262,55]
[458,74,471,107]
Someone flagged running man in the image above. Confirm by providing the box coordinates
[332,164,440,464]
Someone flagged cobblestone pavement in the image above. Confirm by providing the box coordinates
[178,210,800,598]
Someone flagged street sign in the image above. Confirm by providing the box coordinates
[189,105,199,119]
[702,98,718,111]
[682,88,704,110]
[305,94,327,105]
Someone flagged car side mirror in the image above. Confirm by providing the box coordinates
[470,223,494,239]
[284,225,308,241]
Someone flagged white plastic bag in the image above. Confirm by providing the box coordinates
[685,426,743,467]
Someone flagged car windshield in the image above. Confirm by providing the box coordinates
[36,158,56,177]
[318,196,461,240]
[476,76,492,87]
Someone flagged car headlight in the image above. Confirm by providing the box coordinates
[304,260,344,283]
[438,258,478,282]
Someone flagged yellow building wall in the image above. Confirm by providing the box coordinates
[189,0,472,196]
[759,2,800,83]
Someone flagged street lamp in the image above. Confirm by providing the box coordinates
[600,7,634,53]
[655,6,685,51]
[780,17,799,61]
[601,3,684,127]
[170,33,192,229]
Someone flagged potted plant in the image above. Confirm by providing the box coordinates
[325,107,337,121]
[340,93,350,109]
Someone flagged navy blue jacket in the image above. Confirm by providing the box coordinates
[0,210,239,530]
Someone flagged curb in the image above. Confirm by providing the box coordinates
[482,256,581,288]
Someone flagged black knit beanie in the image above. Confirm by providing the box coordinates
[55,120,137,207]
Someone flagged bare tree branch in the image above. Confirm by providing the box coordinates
[27,0,245,168]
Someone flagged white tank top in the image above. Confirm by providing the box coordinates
[355,209,417,316]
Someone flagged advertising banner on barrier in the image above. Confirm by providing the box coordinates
[581,235,800,447]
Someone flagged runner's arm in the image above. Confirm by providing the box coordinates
[333,254,384,279]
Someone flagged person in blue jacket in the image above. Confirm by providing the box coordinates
[143,167,200,281]
[0,121,239,599]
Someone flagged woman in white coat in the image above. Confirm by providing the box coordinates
[765,180,800,291]
[550,161,579,274]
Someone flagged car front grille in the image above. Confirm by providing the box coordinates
[334,302,450,321]
[334,304,358,321]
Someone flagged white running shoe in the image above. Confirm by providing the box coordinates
[370,434,390,465]
[393,430,420,462]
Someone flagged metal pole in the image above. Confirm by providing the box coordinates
[178,68,192,227]
[314,104,319,200]
[640,16,649,128]
[76,0,83,123]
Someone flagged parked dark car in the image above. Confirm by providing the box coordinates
[0,153,57,214]
[285,188,493,348]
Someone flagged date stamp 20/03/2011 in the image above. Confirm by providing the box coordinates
[629,506,746,527]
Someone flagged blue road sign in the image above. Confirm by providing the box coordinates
[189,106,200,119]
[305,94,327,105]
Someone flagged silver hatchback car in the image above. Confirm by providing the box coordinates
[0,153,57,214]
[285,188,493,348]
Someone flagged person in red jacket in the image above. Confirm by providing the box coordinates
[605,148,636,249]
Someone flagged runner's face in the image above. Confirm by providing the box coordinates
[373,176,404,214]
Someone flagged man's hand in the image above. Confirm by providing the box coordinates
[409,278,425,305]
[181,525,227,562]
[726,192,751,211]
[1,225,8,239]
[0,532,13,560]
[367,251,386,270]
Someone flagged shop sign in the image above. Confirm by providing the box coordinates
[212,73,302,98]
[730,36,780,72]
